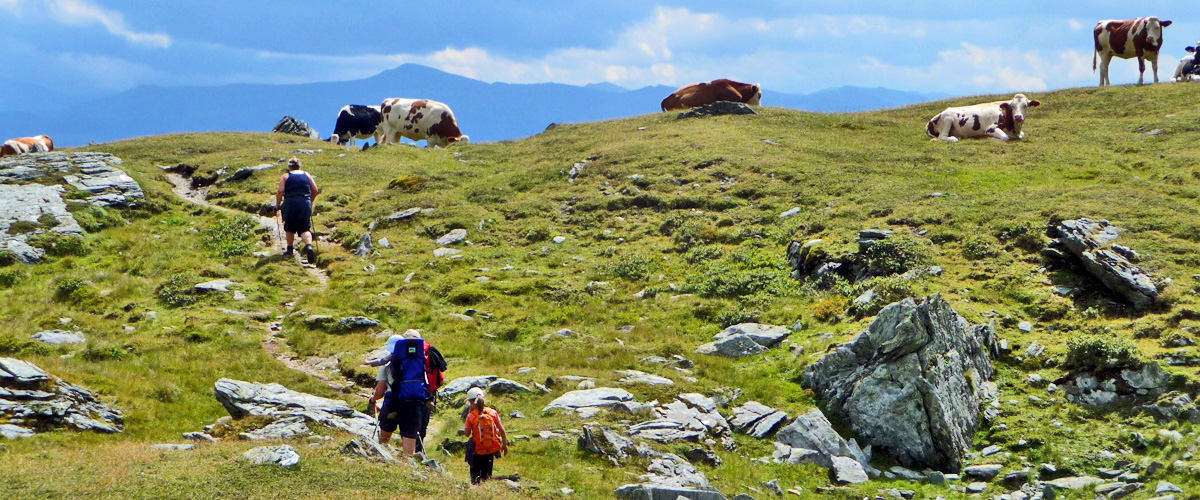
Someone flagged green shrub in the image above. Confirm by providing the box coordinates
[0,268,23,288]
[37,214,60,229]
[611,254,656,281]
[684,246,726,265]
[845,275,915,317]
[157,272,200,307]
[28,233,90,257]
[0,250,15,266]
[671,220,706,251]
[1064,335,1141,372]
[962,235,1000,260]
[202,215,258,258]
[929,229,960,244]
[716,309,759,328]
[448,283,490,305]
[67,204,123,232]
[80,343,137,362]
[522,225,551,243]
[387,176,426,191]
[6,220,40,235]
[863,237,932,275]
[995,221,1045,252]
[0,336,48,356]
[55,277,87,301]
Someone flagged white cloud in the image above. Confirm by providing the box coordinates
[4,0,170,48]
[1067,19,1084,31]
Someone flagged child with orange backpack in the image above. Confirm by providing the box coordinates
[464,387,508,484]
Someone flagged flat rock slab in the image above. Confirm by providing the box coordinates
[1047,476,1105,490]
[0,357,123,434]
[544,388,636,414]
[1051,218,1156,309]
[731,401,788,437]
[239,416,309,440]
[151,443,195,451]
[1,152,142,207]
[433,248,462,258]
[0,358,50,384]
[615,484,727,500]
[0,184,83,263]
[714,323,791,347]
[617,370,675,386]
[195,280,236,293]
[217,164,275,184]
[696,334,768,358]
[213,378,375,439]
[0,423,35,439]
[244,445,300,466]
[31,330,86,345]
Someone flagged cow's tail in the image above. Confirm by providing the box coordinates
[1093,49,1097,72]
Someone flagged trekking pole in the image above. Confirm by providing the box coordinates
[275,211,286,254]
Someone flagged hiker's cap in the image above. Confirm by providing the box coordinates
[384,334,403,353]
[466,387,485,402]
[402,329,421,339]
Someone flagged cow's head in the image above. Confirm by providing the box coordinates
[746,84,762,106]
[448,135,469,145]
[1001,94,1040,135]
[1145,17,1172,48]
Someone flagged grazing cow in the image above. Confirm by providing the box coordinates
[1093,17,1173,86]
[329,105,382,148]
[377,98,468,148]
[1172,43,1200,82]
[926,94,1041,143]
[661,79,762,112]
[0,135,54,158]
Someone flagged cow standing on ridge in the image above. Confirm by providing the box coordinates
[329,105,382,149]
[1,135,53,157]
[926,94,1041,143]
[661,79,762,112]
[377,99,467,148]
[1093,17,1172,86]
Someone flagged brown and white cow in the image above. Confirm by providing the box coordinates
[0,135,54,158]
[926,94,1041,143]
[377,98,468,148]
[1094,17,1173,86]
[660,79,762,112]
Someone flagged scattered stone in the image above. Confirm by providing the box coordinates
[765,479,783,497]
[195,280,236,293]
[213,379,376,440]
[552,236,567,244]
[614,484,726,500]
[831,455,869,484]
[802,295,995,472]
[981,445,1002,456]
[776,408,871,476]
[341,436,397,463]
[433,248,461,258]
[780,208,802,219]
[677,101,757,119]
[30,330,86,345]
[1047,476,1104,490]
[617,370,675,386]
[239,416,310,440]
[578,425,637,461]
[965,482,988,493]
[0,424,34,439]
[244,445,301,467]
[353,233,373,257]
[216,164,275,185]
[695,335,768,358]
[730,402,788,439]
[151,444,195,451]
[378,237,390,249]
[447,313,474,322]
[1018,321,1033,333]
[336,316,379,330]
[963,463,1003,480]
[436,229,467,246]
[182,432,216,442]
[714,323,791,348]
[544,388,636,415]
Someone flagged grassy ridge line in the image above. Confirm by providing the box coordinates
[0,83,1198,498]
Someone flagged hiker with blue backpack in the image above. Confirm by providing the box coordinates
[366,329,447,455]
[464,387,508,484]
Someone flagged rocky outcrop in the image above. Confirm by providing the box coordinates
[342,436,398,463]
[615,484,727,500]
[628,398,729,443]
[0,358,124,436]
[677,101,757,119]
[0,184,83,263]
[244,445,300,466]
[216,164,275,185]
[775,408,873,481]
[438,375,532,399]
[272,116,319,139]
[1,152,142,208]
[802,294,996,472]
[1060,361,1170,407]
[696,323,791,358]
[543,387,640,416]
[1047,218,1157,310]
[730,401,788,439]
[578,424,637,462]
[213,378,375,439]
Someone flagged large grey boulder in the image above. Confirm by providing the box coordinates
[775,408,871,471]
[731,402,788,439]
[1049,218,1157,310]
[579,425,637,461]
[217,164,275,185]
[695,335,768,358]
[802,294,995,472]
[213,378,375,439]
[341,436,397,463]
[244,445,300,466]
[0,357,123,435]
[640,454,711,488]
[436,228,468,246]
[714,323,791,347]
[439,375,498,398]
[272,116,319,139]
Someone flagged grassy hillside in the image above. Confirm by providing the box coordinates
[3,83,1200,499]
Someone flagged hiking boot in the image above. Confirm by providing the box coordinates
[283,246,293,257]
[304,244,315,264]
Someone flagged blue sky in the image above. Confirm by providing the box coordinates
[2,0,1198,101]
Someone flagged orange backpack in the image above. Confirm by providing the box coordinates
[471,408,503,455]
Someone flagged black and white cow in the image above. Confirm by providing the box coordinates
[329,105,382,149]
[1093,17,1173,86]
[1172,43,1200,82]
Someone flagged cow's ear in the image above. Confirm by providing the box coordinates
[1162,20,1173,27]
[1029,100,1041,108]
[1188,46,1196,53]
[1000,102,1011,110]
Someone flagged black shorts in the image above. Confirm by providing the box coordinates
[379,400,428,439]
[280,199,311,234]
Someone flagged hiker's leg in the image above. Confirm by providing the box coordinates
[378,430,392,445]
[285,231,295,247]
[300,231,312,245]
[481,454,494,481]
[402,437,417,456]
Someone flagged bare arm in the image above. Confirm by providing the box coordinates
[308,174,320,201]
[275,174,287,212]
[370,380,386,402]
[496,413,509,454]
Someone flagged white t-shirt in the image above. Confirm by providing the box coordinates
[376,364,393,387]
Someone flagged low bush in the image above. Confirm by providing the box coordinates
[0,268,23,288]
[157,272,200,307]
[28,233,89,257]
[994,220,1045,252]
[962,235,1000,260]
[202,215,258,258]
[1063,335,1141,372]
[522,225,551,243]
[863,237,932,275]
[611,253,656,281]
[6,220,40,235]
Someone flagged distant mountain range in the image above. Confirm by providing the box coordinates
[0,64,946,147]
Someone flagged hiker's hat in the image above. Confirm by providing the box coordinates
[384,334,404,353]
[402,329,421,339]
[466,387,485,402]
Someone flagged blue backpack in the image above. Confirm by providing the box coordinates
[388,338,429,402]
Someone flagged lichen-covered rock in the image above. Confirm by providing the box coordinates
[1049,218,1157,310]
[213,378,375,439]
[677,101,757,119]
[802,294,996,472]
[244,445,300,466]
[543,387,636,415]
[578,424,637,461]
[272,116,319,139]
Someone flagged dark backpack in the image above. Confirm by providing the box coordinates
[389,339,429,401]
[427,345,447,394]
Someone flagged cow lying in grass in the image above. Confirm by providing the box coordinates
[1,135,53,157]
[926,94,1041,143]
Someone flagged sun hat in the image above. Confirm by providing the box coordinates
[466,387,485,402]
[402,329,421,339]
[383,334,404,353]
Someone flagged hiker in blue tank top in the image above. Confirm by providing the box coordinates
[274,157,320,263]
